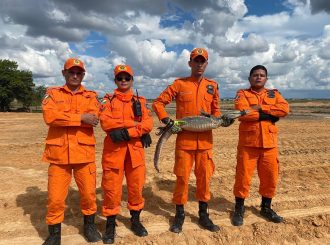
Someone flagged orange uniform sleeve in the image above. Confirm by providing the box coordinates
[99,98,125,131]
[100,96,153,138]
[261,91,290,117]
[234,90,259,121]
[42,90,81,127]
[211,83,221,117]
[81,92,100,128]
[152,81,180,120]
[127,98,153,138]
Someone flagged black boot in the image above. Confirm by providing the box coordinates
[83,214,102,242]
[169,205,185,233]
[260,197,284,223]
[103,215,116,244]
[232,197,245,226]
[198,201,220,232]
[130,210,148,237]
[42,223,61,245]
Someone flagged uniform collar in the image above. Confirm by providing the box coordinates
[249,87,266,95]
[189,76,204,83]
[114,89,133,102]
[62,84,85,94]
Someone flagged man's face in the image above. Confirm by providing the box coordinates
[249,69,267,90]
[62,66,85,91]
[114,72,133,92]
[189,56,208,77]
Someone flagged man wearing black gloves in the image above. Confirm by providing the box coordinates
[232,65,289,226]
[99,64,153,244]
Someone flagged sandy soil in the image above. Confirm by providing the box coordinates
[0,103,329,245]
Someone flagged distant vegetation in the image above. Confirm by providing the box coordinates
[0,59,46,112]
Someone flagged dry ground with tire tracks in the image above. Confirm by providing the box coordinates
[0,100,329,244]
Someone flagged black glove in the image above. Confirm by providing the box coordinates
[259,111,279,123]
[109,128,130,143]
[221,117,235,127]
[161,117,174,125]
[161,117,182,134]
[141,133,152,148]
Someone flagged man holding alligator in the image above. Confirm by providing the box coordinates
[152,48,233,233]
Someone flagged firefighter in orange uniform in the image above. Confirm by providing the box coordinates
[153,48,233,233]
[231,65,290,226]
[41,58,101,244]
[100,64,153,244]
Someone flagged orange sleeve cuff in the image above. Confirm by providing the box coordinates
[127,127,139,138]
[70,114,82,126]
[261,105,271,113]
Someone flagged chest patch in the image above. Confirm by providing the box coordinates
[206,85,214,95]
[267,90,275,98]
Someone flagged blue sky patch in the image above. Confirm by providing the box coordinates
[245,0,291,16]
[160,2,195,28]
[70,31,108,58]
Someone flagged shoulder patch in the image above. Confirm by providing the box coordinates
[206,84,215,95]
[42,93,51,105]
[100,98,108,104]
[267,89,276,98]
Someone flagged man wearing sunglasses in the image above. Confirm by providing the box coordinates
[99,64,153,244]
[153,48,229,233]
[42,58,101,244]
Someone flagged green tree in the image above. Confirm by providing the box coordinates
[0,59,35,111]
[32,85,47,106]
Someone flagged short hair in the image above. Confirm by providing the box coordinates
[249,65,268,77]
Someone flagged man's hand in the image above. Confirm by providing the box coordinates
[161,117,174,125]
[251,105,261,111]
[109,128,130,143]
[141,133,152,148]
[81,113,99,127]
[220,115,235,127]
[259,111,279,123]
[161,117,182,134]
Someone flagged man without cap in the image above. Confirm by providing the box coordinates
[41,58,102,244]
[231,65,289,226]
[99,64,153,244]
[152,48,233,233]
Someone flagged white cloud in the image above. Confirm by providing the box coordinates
[0,0,329,98]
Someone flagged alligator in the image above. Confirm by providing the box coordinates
[154,110,248,172]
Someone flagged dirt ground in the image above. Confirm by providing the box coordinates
[0,101,329,245]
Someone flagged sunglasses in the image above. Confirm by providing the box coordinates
[116,76,132,82]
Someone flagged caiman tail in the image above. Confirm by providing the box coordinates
[154,123,174,172]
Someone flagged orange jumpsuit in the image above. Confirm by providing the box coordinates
[42,85,99,225]
[100,89,153,216]
[233,88,289,198]
[152,77,221,204]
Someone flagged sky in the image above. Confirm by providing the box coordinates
[0,0,330,99]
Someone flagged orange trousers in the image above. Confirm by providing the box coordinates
[46,163,97,225]
[102,152,145,216]
[173,149,215,204]
[233,146,279,199]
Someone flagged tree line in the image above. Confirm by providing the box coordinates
[0,59,46,112]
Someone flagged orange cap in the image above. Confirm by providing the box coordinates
[190,48,208,61]
[114,64,134,77]
[64,58,85,71]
